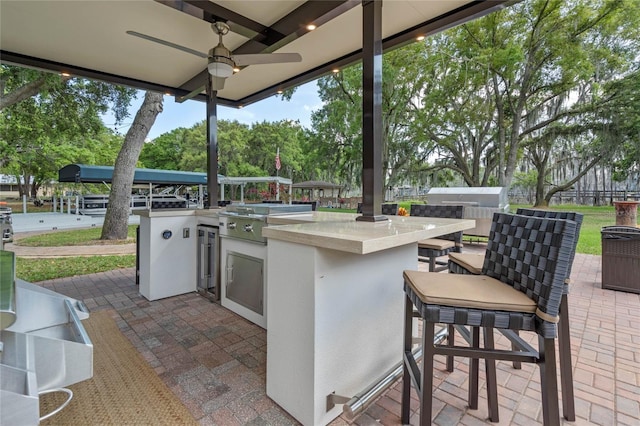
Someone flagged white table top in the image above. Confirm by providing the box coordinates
[263,212,475,254]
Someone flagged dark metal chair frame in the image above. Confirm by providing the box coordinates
[410,204,465,272]
[401,212,577,426]
[447,208,583,421]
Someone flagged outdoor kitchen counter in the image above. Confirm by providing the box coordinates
[135,208,222,301]
[264,213,475,426]
[264,212,474,254]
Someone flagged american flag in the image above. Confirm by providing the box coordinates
[275,148,281,171]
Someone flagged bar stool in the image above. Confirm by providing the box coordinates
[447,208,583,421]
[410,204,464,272]
[401,212,576,425]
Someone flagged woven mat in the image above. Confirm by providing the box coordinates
[40,311,198,425]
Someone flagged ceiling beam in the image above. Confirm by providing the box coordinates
[233,0,357,55]
[155,0,278,42]
[0,50,206,103]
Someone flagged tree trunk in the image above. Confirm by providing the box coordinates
[31,180,40,199]
[101,92,163,240]
[533,161,548,207]
[0,76,49,110]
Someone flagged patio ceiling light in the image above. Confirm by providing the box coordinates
[208,59,234,78]
[306,24,317,31]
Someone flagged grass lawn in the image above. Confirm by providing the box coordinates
[16,255,136,282]
[12,225,137,282]
[16,225,137,246]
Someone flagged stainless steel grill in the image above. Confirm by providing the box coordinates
[426,187,509,237]
[218,203,312,328]
[220,203,312,243]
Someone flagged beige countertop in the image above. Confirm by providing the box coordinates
[263,212,475,254]
[134,208,222,218]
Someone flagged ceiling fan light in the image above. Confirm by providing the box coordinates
[208,61,234,78]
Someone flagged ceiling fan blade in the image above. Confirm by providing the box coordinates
[211,76,226,91]
[233,53,302,67]
[126,31,208,59]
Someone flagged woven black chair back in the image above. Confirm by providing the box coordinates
[410,204,464,242]
[381,203,398,215]
[515,208,583,280]
[483,213,577,325]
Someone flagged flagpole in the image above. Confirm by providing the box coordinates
[275,147,280,201]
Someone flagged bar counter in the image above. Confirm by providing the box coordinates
[263,213,475,425]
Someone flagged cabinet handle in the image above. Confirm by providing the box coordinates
[226,266,234,284]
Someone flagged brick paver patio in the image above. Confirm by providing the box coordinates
[36,250,639,425]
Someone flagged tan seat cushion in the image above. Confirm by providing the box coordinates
[448,252,483,274]
[417,238,455,250]
[403,270,558,324]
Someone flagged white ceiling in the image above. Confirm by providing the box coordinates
[0,0,507,106]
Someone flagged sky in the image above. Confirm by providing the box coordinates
[101,81,324,140]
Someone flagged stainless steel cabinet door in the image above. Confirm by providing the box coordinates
[225,251,263,315]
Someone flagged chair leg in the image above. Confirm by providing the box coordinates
[429,256,436,272]
[483,327,499,422]
[401,295,413,424]
[446,324,455,372]
[558,294,575,421]
[421,321,436,426]
[539,336,561,426]
[468,326,480,410]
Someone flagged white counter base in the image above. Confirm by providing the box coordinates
[136,209,219,301]
[267,239,417,425]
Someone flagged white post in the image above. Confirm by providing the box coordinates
[241,184,244,203]
[67,197,71,214]
[148,182,152,211]
[59,196,63,213]
[53,195,57,213]
[276,178,280,201]
[22,194,27,213]
[199,184,204,208]
[75,196,80,214]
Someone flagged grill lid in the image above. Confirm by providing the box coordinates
[426,187,508,208]
[224,203,312,217]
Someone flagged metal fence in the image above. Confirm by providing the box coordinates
[508,190,640,206]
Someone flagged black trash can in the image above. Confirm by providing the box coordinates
[601,226,640,293]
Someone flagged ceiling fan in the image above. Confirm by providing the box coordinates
[127,22,302,90]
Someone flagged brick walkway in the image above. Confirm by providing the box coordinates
[34,250,639,425]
